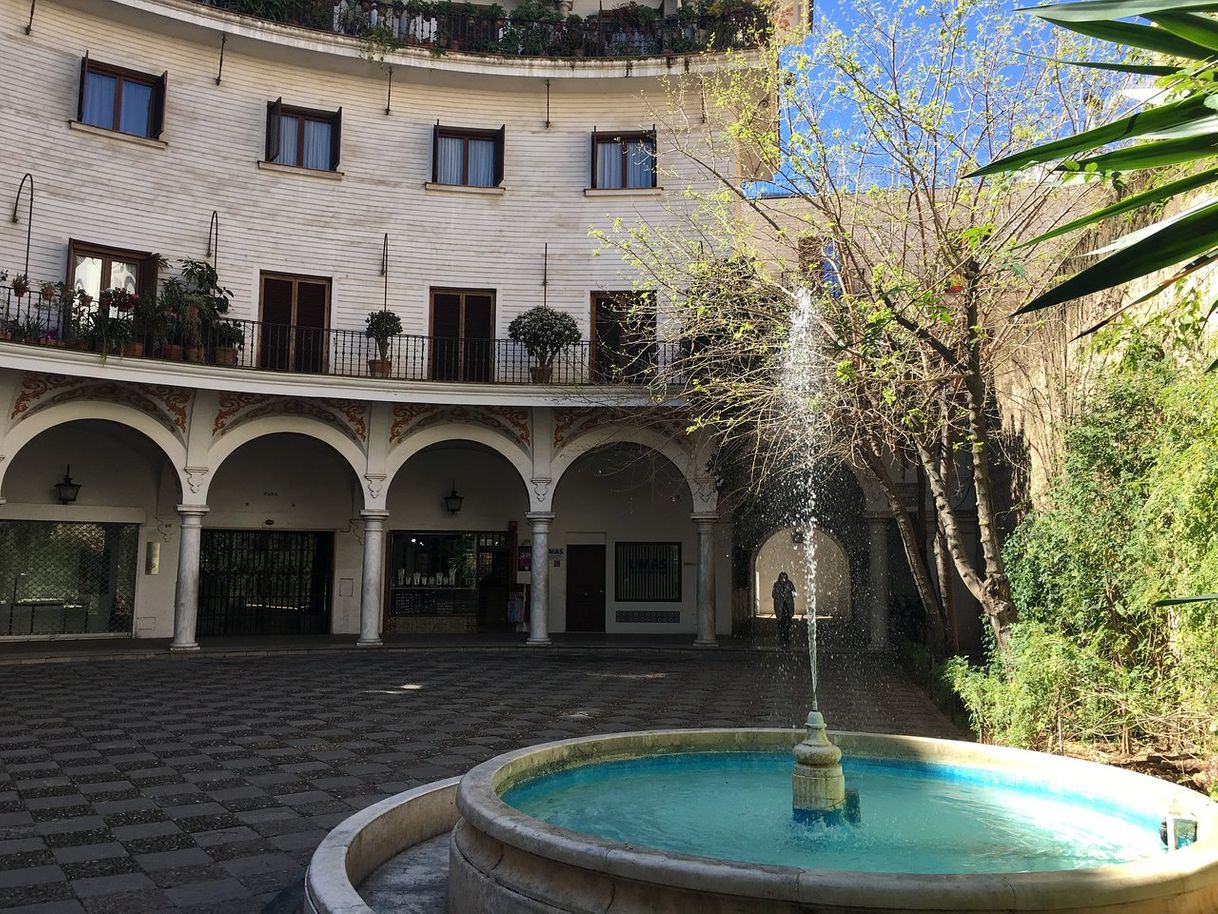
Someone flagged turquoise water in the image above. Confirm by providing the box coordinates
[501,752,1164,873]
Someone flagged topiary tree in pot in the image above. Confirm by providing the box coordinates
[365,308,403,378]
[508,305,581,382]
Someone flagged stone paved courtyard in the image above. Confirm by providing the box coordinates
[0,647,955,913]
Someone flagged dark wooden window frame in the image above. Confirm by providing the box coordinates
[428,287,497,339]
[590,129,657,189]
[258,271,333,372]
[614,541,682,602]
[265,98,342,171]
[67,239,157,300]
[77,54,167,139]
[590,289,657,381]
[431,124,506,187]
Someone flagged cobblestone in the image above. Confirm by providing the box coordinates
[0,646,954,910]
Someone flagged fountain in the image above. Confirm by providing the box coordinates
[304,290,1218,912]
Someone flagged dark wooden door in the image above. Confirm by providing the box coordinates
[430,290,494,382]
[566,545,606,633]
[592,292,656,383]
[259,274,330,374]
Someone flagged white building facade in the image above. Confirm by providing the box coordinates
[0,0,906,649]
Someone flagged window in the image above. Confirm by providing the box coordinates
[259,273,331,373]
[591,130,656,189]
[265,98,342,171]
[430,289,495,382]
[432,125,506,187]
[69,240,157,303]
[591,291,656,383]
[77,55,166,139]
[615,542,681,602]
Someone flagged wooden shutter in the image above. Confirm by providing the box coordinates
[138,252,160,306]
[493,124,505,186]
[330,108,342,170]
[646,128,657,187]
[431,123,440,184]
[77,52,90,122]
[265,97,283,162]
[151,71,168,139]
[589,128,597,188]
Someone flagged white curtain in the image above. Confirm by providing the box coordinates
[468,138,495,187]
[82,72,116,129]
[436,135,464,184]
[626,139,654,188]
[302,119,331,170]
[279,115,299,166]
[596,141,621,189]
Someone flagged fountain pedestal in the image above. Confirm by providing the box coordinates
[792,710,846,819]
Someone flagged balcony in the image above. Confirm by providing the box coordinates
[196,0,768,59]
[0,285,680,387]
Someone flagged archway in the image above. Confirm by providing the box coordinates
[201,432,362,636]
[0,418,182,639]
[753,527,851,619]
[382,440,530,634]
[551,443,699,634]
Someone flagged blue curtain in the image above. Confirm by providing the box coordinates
[82,72,116,130]
[626,139,654,188]
[468,138,494,187]
[596,141,621,189]
[302,119,331,170]
[118,81,152,136]
[437,135,463,184]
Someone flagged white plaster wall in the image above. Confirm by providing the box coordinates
[0,419,181,637]
[205,433,363,633]
[385,442,530,532]
[753,527,850,620]
[550,446,695,633]
[0,0,720,343]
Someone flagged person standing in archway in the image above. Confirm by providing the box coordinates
[772,571,796,647]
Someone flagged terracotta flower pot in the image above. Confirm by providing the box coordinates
[122,340,145,358]
[368,358,392,378]
[184,345,206,363]
[213,346,239,366]
[162,343,183,361]
[529,365,554,383]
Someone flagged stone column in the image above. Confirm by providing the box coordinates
[692,514,718,647]
[357,511,389,647]
[526,513,552,646]
[170,505,209,652]
[867,514,891,651]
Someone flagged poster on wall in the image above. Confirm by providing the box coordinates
[517,543,531,573]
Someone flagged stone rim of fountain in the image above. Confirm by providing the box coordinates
[307,728,1218,913]
[453,728,1218,910]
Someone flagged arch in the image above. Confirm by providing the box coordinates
[752,526,851,620]
[383,424,532,511]
[0,403,188,498]
[202,417,367,505]
[551,426,711,513]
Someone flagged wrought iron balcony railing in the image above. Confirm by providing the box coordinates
[197,0,768,58]
[0,285,681,387]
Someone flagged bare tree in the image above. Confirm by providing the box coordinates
[596,0,1116,654]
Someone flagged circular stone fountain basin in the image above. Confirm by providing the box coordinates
[308,729,1218,913]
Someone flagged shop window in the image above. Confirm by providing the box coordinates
[77,55,167,139]
[615,542,681,602]
[0,521,138,637]
[432,124,506,187]
[591,130,656,189]
[265,98,342,171]
[387,532,510,626]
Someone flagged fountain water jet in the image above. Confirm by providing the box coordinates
[784,288,848,819]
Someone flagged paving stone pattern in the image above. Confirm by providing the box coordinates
[0,647,955,912]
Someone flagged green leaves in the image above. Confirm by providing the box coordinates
[975,0,1218,314]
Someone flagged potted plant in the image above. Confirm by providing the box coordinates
[11,274,29,300]
[365,309,402,377]
[158,259,232,363]
[39,282,55,303]
[84,309,133,356]
[213,320,245,366]
[508,305,581,382]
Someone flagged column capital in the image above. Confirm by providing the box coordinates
[360,510,390,521]
[526,512,554,526]
[176,505,209,518]
[690,512,719,526]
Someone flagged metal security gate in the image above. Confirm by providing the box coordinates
[0,520,139,638]
[199,530,333,636]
